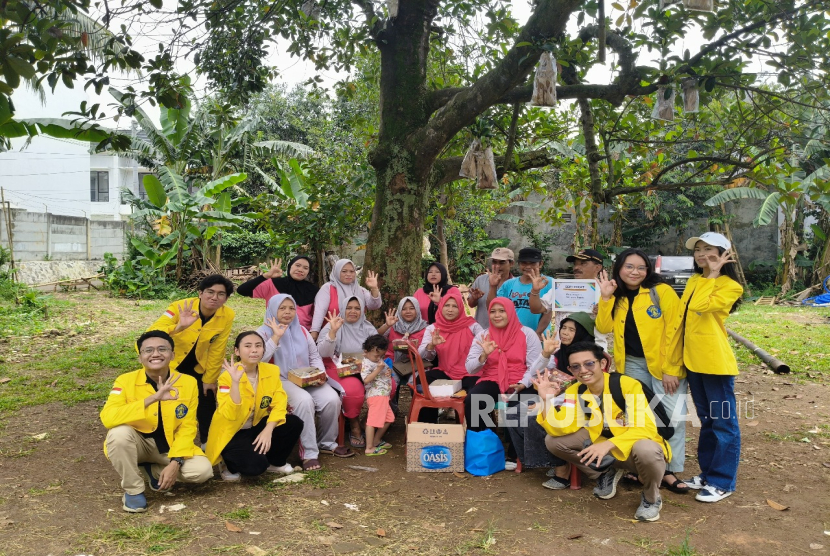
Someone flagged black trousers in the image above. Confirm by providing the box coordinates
[417,369,480,423]
[176,367,216,443]
[222,414,304,476]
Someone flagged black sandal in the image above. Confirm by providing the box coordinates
[662,472,691,494]
[622,472,642,485]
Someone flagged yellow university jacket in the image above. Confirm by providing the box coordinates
[596,283,682,379]
[669,273,743,376]
[147,297,235,384]
[204,362,288,465]
[537,373,671,462]
[100,369,203,459]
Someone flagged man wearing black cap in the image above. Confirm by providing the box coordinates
[487,247,553,334]
[529,248,607,348]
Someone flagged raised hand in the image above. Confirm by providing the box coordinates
[428,284,443,304]
[541,330,560,358]
[326,311,345,333]
[707,249,735,276]
[155,373,180,402]
[266,317,288,343]
[531,369,563,400]
[468,287,484,303]
[222,358,245,383]
[596,269,618,301]
[263,257,284,279]
[529,268,548,293]
[384,308,398,327]
[431,327,446,347]
[487,269,501,288]
[176,299,199,331]
[365,270,379,290]
[477,332,498,357]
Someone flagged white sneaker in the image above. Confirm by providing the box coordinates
[684,475,707,490]
[504,461,518,471]
[266,463,294,475]
[218,461,241,482]
[695,485,733,503]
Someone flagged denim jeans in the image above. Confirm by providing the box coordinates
[686,370,740,491]
[624,356,688,473]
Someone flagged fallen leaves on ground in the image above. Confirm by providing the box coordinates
[766,499,789,511]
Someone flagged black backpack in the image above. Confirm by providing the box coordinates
[577,373,674,440]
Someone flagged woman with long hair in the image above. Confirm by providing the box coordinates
[596,248,687,493]
[672,232,743,503]
[412,262,457,323]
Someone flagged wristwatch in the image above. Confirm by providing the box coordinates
[171,457,185,467]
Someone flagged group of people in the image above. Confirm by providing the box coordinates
[101,232,744,523]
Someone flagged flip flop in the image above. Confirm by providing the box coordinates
[319,445,356,458]
[365,447,388,456]
[377,440,393,450]
[302,459,321,471]
[349,433,366,448]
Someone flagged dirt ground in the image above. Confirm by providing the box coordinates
[0,293,829,555]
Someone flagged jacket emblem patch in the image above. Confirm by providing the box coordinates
[209,334,220,343]
[260,396,272,409]
[646,305,662,318]
[175,404,188,419]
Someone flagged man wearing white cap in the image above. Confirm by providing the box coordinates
[467,247,514,329]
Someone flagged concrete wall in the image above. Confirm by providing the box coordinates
[485,195,778,271]
[0,208,127,262]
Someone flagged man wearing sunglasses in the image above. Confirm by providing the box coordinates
[101,331,213,513]
[532,342,671,522]
[148,274,236,444]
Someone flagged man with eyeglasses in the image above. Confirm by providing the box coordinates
[533,342,671,522]
[148,274,236,444]
[467,247,514,328]
[101,330,213,513]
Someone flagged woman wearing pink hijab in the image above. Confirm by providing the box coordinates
[465,297,542,432]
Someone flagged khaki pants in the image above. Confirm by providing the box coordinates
[106,425,213,495]
[545,428,666,503]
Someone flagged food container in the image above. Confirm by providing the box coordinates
[337,355,361,378]
[287,366,327,388]
[392,338,418,351]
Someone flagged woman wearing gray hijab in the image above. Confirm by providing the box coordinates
[310,259,382,339]
[317,295,378,448]
[258,294,353,471]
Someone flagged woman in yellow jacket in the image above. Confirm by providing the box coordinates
[596,247,688,493]
[205,331,303,481]
[673,232,743,503]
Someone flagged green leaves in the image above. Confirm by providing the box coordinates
[142,174,167,208]
[704,186,769,206]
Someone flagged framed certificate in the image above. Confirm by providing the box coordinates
[550,279,599,312]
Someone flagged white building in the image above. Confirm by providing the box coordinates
[0,85,151,221]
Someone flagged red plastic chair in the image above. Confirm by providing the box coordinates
[405,342,466,428]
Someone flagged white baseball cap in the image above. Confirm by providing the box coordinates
[685,232,731,250]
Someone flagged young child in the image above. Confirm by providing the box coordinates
[360,334,395,456]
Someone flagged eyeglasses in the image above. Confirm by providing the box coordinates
[202,289,228,299]
[623,264,648,273]
[568,360,599,372]
[140,346,171,355]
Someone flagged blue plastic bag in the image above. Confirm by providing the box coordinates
[464,429,505,476]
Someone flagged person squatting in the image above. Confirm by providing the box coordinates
[101,233,744,522]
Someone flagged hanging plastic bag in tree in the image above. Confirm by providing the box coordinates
[460,138,482,179]
[681,77,699,114]
[530,52,557,107]
[652,86,675,122]
[387,0,399,17]
[683,0,714,12]
[477,147,498,190]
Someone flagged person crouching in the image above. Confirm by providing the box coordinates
[205,331,304,481]
[533,342,671,522]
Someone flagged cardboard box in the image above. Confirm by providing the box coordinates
[406,423,465,472]
[429,379,461,398]
[287,367,327,388]
[392,338,419,351]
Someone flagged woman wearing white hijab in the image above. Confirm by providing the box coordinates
[258,294,354,471]
[317,295,378,448]
[310,259,382,339]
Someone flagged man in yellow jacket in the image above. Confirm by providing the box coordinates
[533,342,671,522]
[101,331,213,513]
[147,274,235,443]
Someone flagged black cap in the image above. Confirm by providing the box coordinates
[517,247,543,262]
[566,248,604,264]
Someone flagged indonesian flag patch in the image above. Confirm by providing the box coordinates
[219,385,231,394]
[110,387,122,395]
[164,310,175,319]
[561,399,575,407]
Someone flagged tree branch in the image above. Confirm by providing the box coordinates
[350,0,383,39]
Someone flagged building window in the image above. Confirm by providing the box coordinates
[137,172,154,200]
[90,171,109,202]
